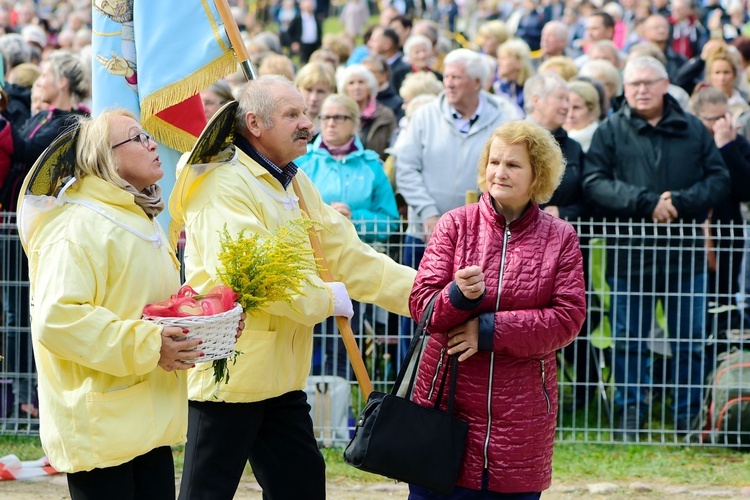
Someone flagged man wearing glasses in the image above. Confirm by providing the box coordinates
[583,56,729,441]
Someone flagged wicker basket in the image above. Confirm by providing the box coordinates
[143,303,243,363]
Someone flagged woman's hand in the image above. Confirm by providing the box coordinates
[236,312,247,341]
[158,326,202,371]
[456,265,485,300]
[447,317,479,361]
[331,202,352,219]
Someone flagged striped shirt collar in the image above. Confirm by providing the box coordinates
[235,135,298,189]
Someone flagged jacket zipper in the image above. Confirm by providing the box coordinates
[427,347,446,400]
[484,223,511,470]
[541,359,551,413]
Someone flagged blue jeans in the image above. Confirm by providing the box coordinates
[610,271,707,424]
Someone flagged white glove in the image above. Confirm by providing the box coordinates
[328,281,354,319]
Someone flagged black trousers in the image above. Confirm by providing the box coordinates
[66,446,174,500]
[178,391,325,500]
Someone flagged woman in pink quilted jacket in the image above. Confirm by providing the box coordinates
[408,120,587,499]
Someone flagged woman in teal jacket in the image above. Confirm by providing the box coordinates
[297,93,400,378]
[296,93,399,244]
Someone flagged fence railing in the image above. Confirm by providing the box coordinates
[3,215,750,448]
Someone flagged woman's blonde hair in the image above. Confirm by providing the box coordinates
[74,109,137,189]
[496,39,534,86]
[476,20,509,48]
[477,121,565,204]
[294,62,337,93]
[258,54,295,81]
[399,70,444,102]
[45,50,90,103]
[321,93,361,128]
[538,56,579,81]
[7,62,41,88]
[568,80,601,116]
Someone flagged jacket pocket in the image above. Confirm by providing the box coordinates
[85,380,156,465]
[225,329,277,393]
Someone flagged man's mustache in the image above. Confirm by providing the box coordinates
[292,130,313,142]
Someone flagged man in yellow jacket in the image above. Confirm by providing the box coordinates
[171,75,416,499]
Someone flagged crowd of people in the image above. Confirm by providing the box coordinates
[0,0,749,497]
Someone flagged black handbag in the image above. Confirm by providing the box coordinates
[343,295,469,496]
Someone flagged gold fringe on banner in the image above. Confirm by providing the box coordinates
[140,51,237,151]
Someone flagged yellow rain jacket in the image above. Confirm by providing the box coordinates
[25,175,185,473]
[170,148,416,402]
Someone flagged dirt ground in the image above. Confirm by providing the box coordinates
[2,475,748,499]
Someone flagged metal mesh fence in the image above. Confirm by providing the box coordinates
[3,215,750,448]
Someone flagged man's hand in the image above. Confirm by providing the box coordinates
[447,317,479,361]
[455,265,485,300]
[713,112,737,149]
[158,326,203,372]
[423,216,440,242]
[652,191,678,223]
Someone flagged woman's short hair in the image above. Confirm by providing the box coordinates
[689,85,728,115]
[46,50,90,103]
[579,59,623,96]
[322,33,354,64]
[208,79,234,104]
[538,56,579,81]
[321,93,361,128]
[337,64,379,99]
[496,39,534,86]
[295,61,337,93]
[404,34,433,58]
[258,54,295,81]
[7,62,40,88]
[399,70,444,101]
[571,75,608,120]
[523,71,568,115]
[475,20,509,47]
[443,48,490,86]
[477,121,565,204]
[75,109,138,189]
[568,80,601,117]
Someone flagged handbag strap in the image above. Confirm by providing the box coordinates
[391,293,439,396]
[432,355,460,415]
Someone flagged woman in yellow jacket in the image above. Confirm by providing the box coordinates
[19,110,208,499]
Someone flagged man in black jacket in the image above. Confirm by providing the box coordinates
[287,0,322,64]
[583,56,729,441]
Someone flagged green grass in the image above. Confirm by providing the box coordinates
[4,435,749,486]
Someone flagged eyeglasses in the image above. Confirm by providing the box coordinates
[624,78,665,90]
[319,114,352,124]
[699,113,726,123]
[112,132,151,149]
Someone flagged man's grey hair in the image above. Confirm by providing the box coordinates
[253,32,282,54]
[523,72,568,114]
[622,56,668,83]
[443,49,490,86]
[542,21,569,41]
[235,75,293,134]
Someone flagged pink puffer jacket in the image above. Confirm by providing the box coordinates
[410,193,586,493]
